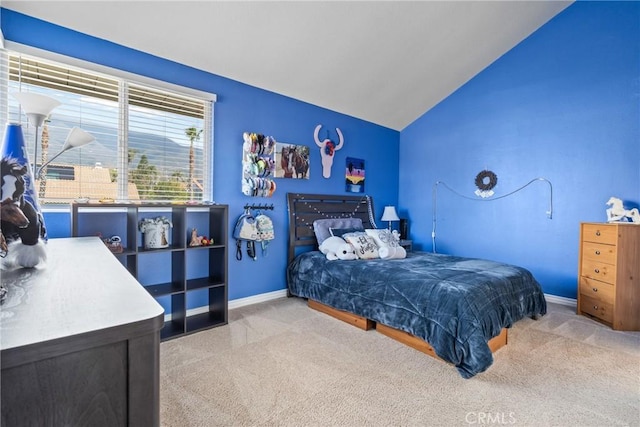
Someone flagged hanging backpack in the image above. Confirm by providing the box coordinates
[255,212,275,256]
[233,210,259,260]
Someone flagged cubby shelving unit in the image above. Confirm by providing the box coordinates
[71,202,228,340]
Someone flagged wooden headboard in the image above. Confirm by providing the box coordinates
[286,193,376,264]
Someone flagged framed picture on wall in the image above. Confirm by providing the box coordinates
[275,143,310,179]
[346,157,365,193]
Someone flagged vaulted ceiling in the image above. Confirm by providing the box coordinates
[3,1,572,130]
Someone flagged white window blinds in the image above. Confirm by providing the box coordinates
[1,50,214,204]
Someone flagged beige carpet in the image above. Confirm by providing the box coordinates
[160,298,640,427]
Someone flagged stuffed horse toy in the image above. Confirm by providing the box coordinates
[1,157,48,268]
[606,197,640,224]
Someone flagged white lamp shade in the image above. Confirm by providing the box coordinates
[36,127,96,178]
[12,92,61,127]
[62,127,96,151]
[381,206,400,222]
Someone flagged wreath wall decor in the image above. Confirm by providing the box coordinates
[474,170,497,198]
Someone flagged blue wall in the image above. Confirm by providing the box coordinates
[399,1,640,299]
[5,2,638,303]
[2,9,400,304]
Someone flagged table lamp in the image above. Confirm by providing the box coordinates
[381,206,400,231]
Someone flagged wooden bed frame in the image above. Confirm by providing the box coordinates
[286,192,507,363]
[286,192,377,265]
[309,300,507,361]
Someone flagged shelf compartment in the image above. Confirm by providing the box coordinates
[185,210,212,245]
[137,244,184,253]
[186,246,226,287]
[160,293,186,340]
[114,248,137,256]
[186,244,225,251]
[161,321,185,340]
[145,281,184,297]
[184,286,227,334]
[186,278,225,292]
[208,247,226,284]
[136,251,185,290]
[137,209,185,249]
[185,311,227,334]
[73,210,132,250]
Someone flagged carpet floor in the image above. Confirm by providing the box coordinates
[160,298,640,427]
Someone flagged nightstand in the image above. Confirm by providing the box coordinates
[399,239,413,252]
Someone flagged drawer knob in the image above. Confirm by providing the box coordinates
[593,305,598,310]
[595,231,601,236]
[595,250,600,255]
[592,287,598,292]
[594,269,600,273]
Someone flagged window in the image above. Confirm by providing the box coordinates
[0,50,214,204]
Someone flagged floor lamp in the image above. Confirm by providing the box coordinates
[36,127,96,179]
[12,92,61,175]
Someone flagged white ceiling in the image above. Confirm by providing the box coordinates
[4,1,572,131]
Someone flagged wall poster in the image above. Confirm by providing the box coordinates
[275,143,310,179]
[345,157,365,193]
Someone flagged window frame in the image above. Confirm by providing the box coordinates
[1,42,217,206]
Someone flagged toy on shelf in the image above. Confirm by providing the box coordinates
[189,228,214,247]
[98,233,123,254]
[139,216,172,249]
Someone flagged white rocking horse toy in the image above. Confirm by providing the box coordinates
[606,197,640,224]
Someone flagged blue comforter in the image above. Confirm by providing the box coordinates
[287,251,546,378]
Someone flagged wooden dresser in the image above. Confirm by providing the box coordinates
[1,237,164,426]
[577,222,640,331]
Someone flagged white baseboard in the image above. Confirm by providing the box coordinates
[544,293,576,307]
[228,289,289,310]
[164,289,288,322]
[164,289,574,322]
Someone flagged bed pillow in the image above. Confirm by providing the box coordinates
[378,245,407,259]
[313,218,364,245]
[365,229,406,259]
[330,227,363,238]
[365,228,399,249]
[342,231,379,259]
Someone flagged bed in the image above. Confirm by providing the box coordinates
[286,193,547,378]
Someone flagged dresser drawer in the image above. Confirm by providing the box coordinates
[580,259,617,285]
[581,241,617,264]
[581,223,618,245]
[580,294,613,324]
[579,277,614,305]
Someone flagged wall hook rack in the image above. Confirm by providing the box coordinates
[244,203,274,211]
